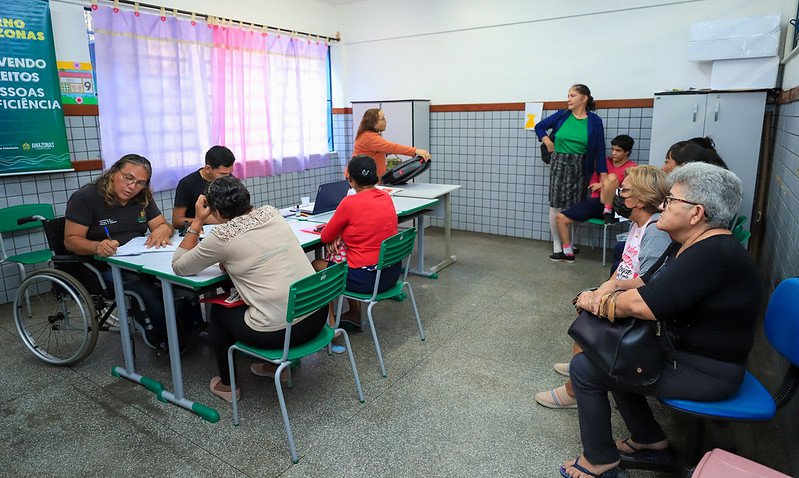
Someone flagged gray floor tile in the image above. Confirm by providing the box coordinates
[0,228,790,477]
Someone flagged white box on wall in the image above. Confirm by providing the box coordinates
[688,14,781,61]
[710,56,779,90]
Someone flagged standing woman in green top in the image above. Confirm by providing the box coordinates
[535,84,607,261]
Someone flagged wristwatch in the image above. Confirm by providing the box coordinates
[185,227,201,236]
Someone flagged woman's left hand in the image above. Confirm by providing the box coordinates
[145,223,173,248]
[575,290,600,315]
[325,237,342,256]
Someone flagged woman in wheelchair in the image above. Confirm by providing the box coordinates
[171,176,327,403]
[63,154,176,351]
[560,163,761,478]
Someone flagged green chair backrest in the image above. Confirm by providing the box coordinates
[0,204,55,234]
[732,226,751,244]
[377,228,417,270]
[285,261,348,323]
[730,215,747,230]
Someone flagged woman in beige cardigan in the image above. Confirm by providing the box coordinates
[172,176,326,403]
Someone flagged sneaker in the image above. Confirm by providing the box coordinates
[328,343,346,354]
[603,212,618,225]
[250,363,289,382]
[132,313,160,350]
[554,362,571,377]
[549,252,575,263]
[534,385,577,409]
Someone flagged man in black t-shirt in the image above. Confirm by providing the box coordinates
[172,145,236,229]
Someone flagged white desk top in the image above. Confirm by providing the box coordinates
[295,196,439,223]
[102,221,322,287]
[393,182,461,199]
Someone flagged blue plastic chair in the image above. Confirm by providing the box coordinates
[658,278,799,470]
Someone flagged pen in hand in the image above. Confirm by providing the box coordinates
[103,226,112,241]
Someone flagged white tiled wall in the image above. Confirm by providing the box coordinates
[0,115,348,304]
[427,107,653,246]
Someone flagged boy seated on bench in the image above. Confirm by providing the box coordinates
[553,135,637,263]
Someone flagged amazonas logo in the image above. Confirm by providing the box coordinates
[22,142,30,150]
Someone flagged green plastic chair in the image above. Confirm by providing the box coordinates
[732,225,751,244]
[343,228,426,378]
[729,214,747,230]
[730,215,750,244]
[0,204,55,281]
[585,218,612,266]
[226,261,363,463]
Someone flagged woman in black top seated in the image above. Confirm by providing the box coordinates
[561,162,761,478]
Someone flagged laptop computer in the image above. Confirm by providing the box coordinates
[297,180,350,215]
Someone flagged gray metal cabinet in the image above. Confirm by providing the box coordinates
[649,91,767,229]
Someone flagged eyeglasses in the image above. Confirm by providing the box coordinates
[663,195,709,217]
[120,172,148,188]
[664,195,701,207]
[616,187,632,196]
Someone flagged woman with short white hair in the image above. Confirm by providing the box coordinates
[560,163,761,478]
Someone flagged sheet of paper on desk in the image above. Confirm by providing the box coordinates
[376,185,403,195]
[114,236,179,256]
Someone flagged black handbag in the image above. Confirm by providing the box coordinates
[540,140,553,165]
[567,310,664,387]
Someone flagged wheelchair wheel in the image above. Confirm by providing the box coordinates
[13,268,99,365]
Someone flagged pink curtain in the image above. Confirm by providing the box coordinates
[94,7,331,190]
[211,27,330,179]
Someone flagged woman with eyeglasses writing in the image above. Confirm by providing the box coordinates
[558,163,760,478]
[65,154,176,351]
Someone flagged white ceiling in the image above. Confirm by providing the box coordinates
[314,0,367,4]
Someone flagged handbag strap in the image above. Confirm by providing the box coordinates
[640,240,679,283]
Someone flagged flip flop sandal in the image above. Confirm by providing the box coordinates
[618,438,678,471]
[559,456,619,478]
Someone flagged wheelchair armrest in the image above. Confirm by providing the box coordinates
[52,254,90,264]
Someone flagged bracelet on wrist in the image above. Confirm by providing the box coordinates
[185,227,201,236]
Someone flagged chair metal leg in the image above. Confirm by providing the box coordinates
[338,328,364,403]
[228,346,241,426]
[404,282,426,341]
[602,224,609,267]
[365,301,387,377]
[274,361,299,463]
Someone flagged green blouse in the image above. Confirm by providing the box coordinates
[554,114,588,155]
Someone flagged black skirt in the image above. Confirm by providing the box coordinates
[549,152,586,209]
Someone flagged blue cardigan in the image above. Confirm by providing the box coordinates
[534,109,607,178]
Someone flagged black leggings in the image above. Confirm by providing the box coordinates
[209,304,328,385]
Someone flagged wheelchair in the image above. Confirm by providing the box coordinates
[12,214,151,366]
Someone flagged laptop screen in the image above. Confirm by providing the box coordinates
[305,180,350,215]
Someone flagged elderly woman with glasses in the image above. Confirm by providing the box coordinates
[559,162,761,478]
[65,154,176,350]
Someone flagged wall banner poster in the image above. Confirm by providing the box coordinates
[0,0,72,175]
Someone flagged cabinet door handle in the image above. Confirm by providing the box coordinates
[692,104,698,122]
